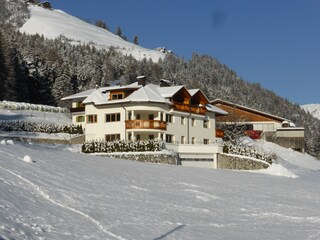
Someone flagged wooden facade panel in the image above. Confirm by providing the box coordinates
[214,104,282,123]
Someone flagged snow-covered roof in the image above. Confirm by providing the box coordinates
[205,104,228,116]
[82,89,108,105]
[125,84,170,104]
[157,85,185,98]
[62,81,227,115]
[188,89,198,96]
[61,89,95,101]
[61,82,141,101]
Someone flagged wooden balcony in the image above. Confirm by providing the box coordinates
[125,120,167,130]
[70,107,85,113]
[173,102,206,115]
[216,129,224,138]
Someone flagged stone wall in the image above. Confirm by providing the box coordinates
[70,135,85,144]
[97,152,178,165]
[217,153,270,170]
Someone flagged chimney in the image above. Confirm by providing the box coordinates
[160,79,172,87]
[137,76,146,86]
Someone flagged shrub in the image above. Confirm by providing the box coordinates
[223,142,274,164]
[0,121,83,134]
[82,140,164,153]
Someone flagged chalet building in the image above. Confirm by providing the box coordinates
[211,99,305,152]
[62,78,228,167]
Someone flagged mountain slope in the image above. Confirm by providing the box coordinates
[1,139,320,240]
[19,4,165,62]
[301,104,320,120]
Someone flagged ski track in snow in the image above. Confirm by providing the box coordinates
[0,153,127,240]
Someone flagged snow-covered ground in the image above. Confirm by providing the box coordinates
[0,108,72,140]
[1,106,320,239]
[301,103,320,120]
[19,5,166,62]
[0,109,71,125]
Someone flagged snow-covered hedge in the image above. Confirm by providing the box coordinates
[0,121,83,134]
[82,140,165,153]
[0,101,67,113]
[223,142,274,164]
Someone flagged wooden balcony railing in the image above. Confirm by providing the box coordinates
[173,102,206,115]
[216,129,224,138]
[70,107,85,113]
[125,120,167,130]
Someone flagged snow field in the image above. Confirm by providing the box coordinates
[19,5,165,62]
[1,140,320,239]
[1,101,320,239]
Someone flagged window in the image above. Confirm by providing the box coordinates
[166,134,173,143]
[105,134,120,141]
[191,118,196,126]
[136,114,141,120]
[111,93,123,100]
[192,137,196,144]
[149,135,154,140]
[75,102,85,108]
[128,133,132,141]
[166,114,173,123]
[181,116,185,125]
[87,115,97,123]
[203,139,209,145]
[106,113,121,122]
[136,134,141,141]
[203,120,209,128]
[149,114,154,120]
[181,136,185,144]
[76,116,85,122]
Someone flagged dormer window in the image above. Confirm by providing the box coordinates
[111,93,123,100]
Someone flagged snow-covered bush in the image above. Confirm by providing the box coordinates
[0,101,67,113]
[82,140,164,153]
[0,121,83,134]
[223,142,275,164]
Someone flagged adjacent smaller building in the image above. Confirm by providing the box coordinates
[211,99,305,152]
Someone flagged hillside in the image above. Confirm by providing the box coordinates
[19,4,165,62]
[301,104,320,120]
[1,137,320,239]
[1,108,320,239]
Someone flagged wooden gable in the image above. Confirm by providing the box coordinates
[190,90,209,106]
[172,87,191,104]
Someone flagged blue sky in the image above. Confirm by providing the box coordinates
[48,0,320,104]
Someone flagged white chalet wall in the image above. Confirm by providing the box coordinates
[85,103,126,141]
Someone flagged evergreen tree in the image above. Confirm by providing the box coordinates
[115,26,122,38]
[95,20,109,30]
[133,35,139,45]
